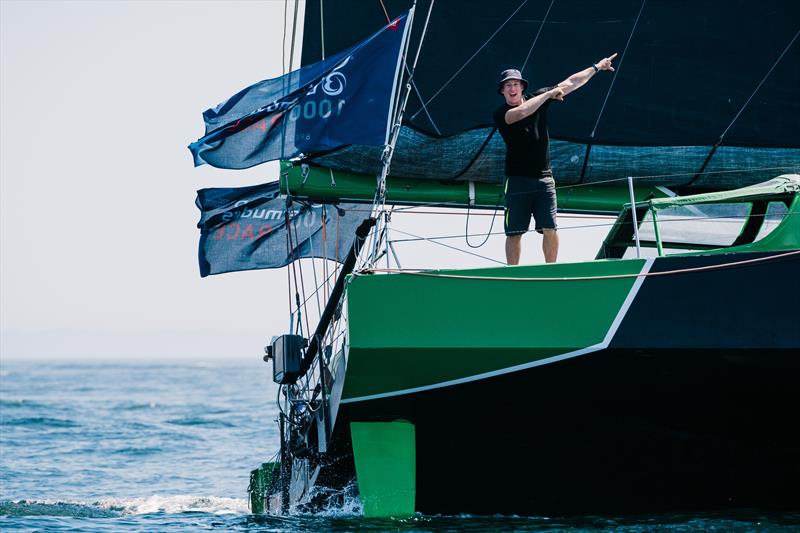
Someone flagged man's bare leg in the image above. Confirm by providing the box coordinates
[505,235,522,265]
[542,229,559,263]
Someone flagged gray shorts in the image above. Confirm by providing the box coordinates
[503,171,558,236]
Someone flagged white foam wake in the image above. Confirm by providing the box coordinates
[95,494,249,515]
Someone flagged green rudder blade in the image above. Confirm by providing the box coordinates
[248,461,278,514]
[350,420,416,517]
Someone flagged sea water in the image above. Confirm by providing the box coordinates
[1,360,797,532]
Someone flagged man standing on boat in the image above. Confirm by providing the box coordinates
[494,54,617,265]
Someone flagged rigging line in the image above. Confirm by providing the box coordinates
[384,6,410,146]
[520,0,555,71]
[290,207,312,337]
[282,182,294,335]
[382,0,441,133]
[389,226,507,265]
[364,249,800,281]
[332,210,341,299]
[410,0,529,120]
[376,0,440,132]
[320,0,325,60]
[517,164,799,193]
[688,29,800,186]
[371,3,431,264]
[717,29,799,143]
[285,201,304,335]
[324,300,342,350]
[306,229,324,320]
[589,0,645,140]
[389,209,800,244]
[580,0,645,181]
[393,221,613,244]
[282,0,288,74]
[296,266,341,314]
[449,129,498,180]
[555,165,798,191]
[379,0,391,23]
[628,166,798,181]
[405,64,442,135]
[288,0,300,72]
[387,1,433,155]
[465,193,502,248]
[387,205,611,218]
[401,0,435,122]
[322,206,329,303]
[358,226,381,271]
[386,206,396,267]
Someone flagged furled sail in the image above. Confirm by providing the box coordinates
[298,0,799,191]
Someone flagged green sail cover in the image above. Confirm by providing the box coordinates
[647,175,800,209]
[280,160,670,213]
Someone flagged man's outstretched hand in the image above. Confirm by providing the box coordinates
[596,52,618,72]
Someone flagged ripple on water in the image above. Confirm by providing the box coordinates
[111,446,164,456]
[165,418,234,428]
[0,500,119,518]
[0,398,51,410]
[3,417,79,428]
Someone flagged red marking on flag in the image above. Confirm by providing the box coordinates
[387,18,400,31]
[251,113,282,134]
[240,224,255,240]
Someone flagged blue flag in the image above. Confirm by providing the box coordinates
[196,181,365,277]
[189,12,411,170]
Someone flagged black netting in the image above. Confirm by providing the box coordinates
[311,126,799,189]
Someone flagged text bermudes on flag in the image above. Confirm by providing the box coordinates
[189,11,411,170]
[196,181,365,277]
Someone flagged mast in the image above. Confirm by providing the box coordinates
[367,1,437,265]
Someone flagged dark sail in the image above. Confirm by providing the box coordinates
[300,0,799,190]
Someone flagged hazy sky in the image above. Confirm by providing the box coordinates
[1,1,609,361]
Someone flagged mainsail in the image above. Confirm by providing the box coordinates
[298,0,799,191]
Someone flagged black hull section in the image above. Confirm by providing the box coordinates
[329,347,800,515]
[611,252,800,350]
[316,252,800,515]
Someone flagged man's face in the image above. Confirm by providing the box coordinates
[501,79,524,106]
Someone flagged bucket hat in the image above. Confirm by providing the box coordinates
[498,68,528,94]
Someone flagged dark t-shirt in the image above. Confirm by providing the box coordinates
[493,87,553,177]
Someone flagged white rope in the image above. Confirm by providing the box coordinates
[589,0,646,139]
[405,63,441,134]
[389,226,506,265]
[715,29,799,145]
[520,0,555,71]
[389,208,799,245]
[362,249,800,281]
[305,238,324,319]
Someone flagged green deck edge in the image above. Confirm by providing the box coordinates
[343,259,646,400]
[350,420,416,518]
